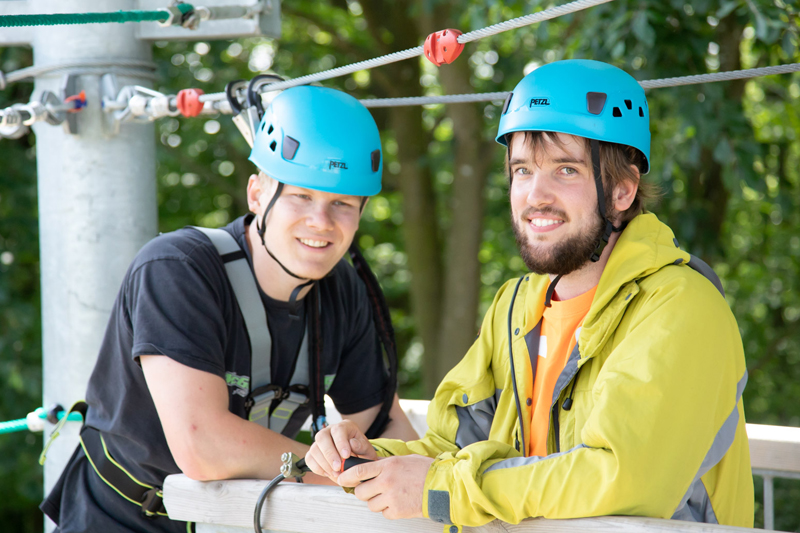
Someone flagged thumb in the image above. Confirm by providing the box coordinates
[349,435,378,459]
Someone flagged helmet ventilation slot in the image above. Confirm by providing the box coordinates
[282,136,300,160]
[639,107,644,117]
[269,140,277,151]
[267,124,274,135]
[586,92,607,115]
[371,150,381,172]
[612,107,622,117]
[624,99,632,110]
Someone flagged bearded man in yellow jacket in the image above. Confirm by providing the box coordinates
[305,59,754,528]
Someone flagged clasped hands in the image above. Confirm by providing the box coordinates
[305,420,433,519]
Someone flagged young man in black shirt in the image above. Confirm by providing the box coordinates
[43,85,417,532]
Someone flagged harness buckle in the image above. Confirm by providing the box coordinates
[140,488,164,519]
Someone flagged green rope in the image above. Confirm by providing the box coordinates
[0,419,29,435]
[0,409,83,435]
[0,4,193,28]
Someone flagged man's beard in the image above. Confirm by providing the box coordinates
[511,206,605,276]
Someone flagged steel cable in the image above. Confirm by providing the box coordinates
[4,59,157,84]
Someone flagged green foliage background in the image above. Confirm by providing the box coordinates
[1,0,799,530]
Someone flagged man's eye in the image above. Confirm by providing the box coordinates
[514,167,530,175]
[295,194,311,200]
[562,167,577,175]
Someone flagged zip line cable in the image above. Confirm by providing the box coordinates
[198,0,616,100]
[638,63,800,89]
[359,62,800,108]
[0,0,798,130]
[0,4,193,28]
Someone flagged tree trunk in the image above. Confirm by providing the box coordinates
[434,58,493,384]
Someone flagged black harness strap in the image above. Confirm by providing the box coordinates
[348,243,398,439]
[307,284,327,434]
[80,426,167,518]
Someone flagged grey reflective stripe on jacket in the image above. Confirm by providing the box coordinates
[193,227,310,435]
[671,369,748,524]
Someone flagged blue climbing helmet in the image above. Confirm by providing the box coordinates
[497,60,652,305]
[496,59,650,173]
[249,85,383,196]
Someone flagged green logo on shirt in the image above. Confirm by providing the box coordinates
[226,372,250,397]
[324,374,336,392]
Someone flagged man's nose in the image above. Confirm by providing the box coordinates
[526,170,555,207]
[306,203,335,231]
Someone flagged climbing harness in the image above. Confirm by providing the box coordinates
[39,402,175,523]
[194,226,316,435]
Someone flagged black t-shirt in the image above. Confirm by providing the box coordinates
[62,215,387,530]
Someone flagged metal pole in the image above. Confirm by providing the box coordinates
[763,475,774,530]
[31,1,156,528]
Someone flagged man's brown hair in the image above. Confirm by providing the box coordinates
[506,131,659,223]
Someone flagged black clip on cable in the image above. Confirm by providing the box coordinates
[246,74,285,118]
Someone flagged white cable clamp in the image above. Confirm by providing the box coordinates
[128,94,150,118]
[149,94,179,118]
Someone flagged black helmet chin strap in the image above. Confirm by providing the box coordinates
[544,139,627,307]
[256,181,315,318]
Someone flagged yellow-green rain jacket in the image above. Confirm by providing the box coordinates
[373,213,753,527]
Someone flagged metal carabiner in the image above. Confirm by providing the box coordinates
[246,73,284,117]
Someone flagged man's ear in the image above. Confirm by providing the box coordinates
[246,174,263,214]
[612,165,640,213]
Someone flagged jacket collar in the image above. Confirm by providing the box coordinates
[520,213,690,361]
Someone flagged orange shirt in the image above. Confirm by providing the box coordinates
[526,286,597,457]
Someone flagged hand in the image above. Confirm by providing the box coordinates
[338,455,434,520]
[305,420,377,480]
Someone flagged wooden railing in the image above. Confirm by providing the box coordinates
[162,400,800,533]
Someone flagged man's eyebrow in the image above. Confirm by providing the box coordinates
[552,157,587,165]
[509,158,530,166]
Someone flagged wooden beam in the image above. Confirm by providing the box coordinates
[747,424,800,474]
[163,474,769,533]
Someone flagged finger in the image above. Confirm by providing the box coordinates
[348,434,378,460]
[338,459,384,487]
[366,493,390,515]
[329,422,360,460]
[314,427,345,473]
[353,478,382,503]
[303,449,335,480]
[306,442,338,479]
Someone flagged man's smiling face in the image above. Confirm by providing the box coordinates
[508,131,607,276]
[253,175,363,280]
